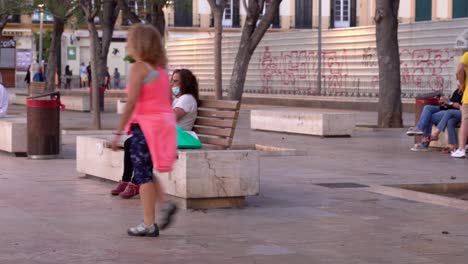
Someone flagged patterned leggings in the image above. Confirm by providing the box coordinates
[129,124,154,185]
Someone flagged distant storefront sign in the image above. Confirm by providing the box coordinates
[67,47,77,60]
[0,39,15,48]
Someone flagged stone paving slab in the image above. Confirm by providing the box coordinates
[0,103,467,263]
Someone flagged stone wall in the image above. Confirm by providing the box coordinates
[167,18,468,98]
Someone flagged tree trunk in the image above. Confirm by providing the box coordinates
[88,22,102,129]
[229,40,254,101]
[207,0,227,100]
[45,17,65,92]
[213,9,224,99]
[99,0,119,87]
[152,3,166,39]
[0,15,8,37]
[116,0,141,24]
[375,0,403,128]
[227,0,282,101]
[83,0,119,129]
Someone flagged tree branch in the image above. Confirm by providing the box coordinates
[116,0,141,24]
[249,0,280,50]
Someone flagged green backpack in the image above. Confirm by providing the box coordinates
[177,125,202,149]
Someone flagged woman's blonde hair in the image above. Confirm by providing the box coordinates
[128,24,167,67]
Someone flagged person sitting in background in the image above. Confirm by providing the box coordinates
[0,80,9,117]
[111,68,199,199]
[33,66,46,82]
[407,87,463,152]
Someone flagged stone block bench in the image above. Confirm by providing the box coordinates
[251,109,356,137]
[117,99,126,114]
[0,116,27,155]
[77,135,261,209]
[78,99,262,209]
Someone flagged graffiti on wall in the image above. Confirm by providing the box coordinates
[400,48,453,91]
[259,47,349,94]
[259,46,454,95]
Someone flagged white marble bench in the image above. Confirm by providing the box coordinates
[0,116,27,155]
[76,135,260,209]
[117,99,126,114]
[251,109,356,137]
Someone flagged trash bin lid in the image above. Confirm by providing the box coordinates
[26,99,59,109]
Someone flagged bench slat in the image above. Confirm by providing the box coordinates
[198,135,231,147]
[194,126,232,137]
[29,82,47,95]
[195,118,235,128]
[199,100,240,110]
[198,109,237,119]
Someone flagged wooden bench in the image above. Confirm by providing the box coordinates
[29,82,47,96]
[193,99,240,149]
[77,99,262,209]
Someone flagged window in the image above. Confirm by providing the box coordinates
[295,0,312,28]
[221,0,240,28]
[453,0,468,18]
[222,0,233,27]
[415,0,431,21]
[9,15,21,24]
[174,0,192,27]
[334,0,350,28]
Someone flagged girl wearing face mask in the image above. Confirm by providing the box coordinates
[111,69,199,201]
[171,69,199,131]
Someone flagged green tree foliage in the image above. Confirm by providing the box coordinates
[0,0,34,35]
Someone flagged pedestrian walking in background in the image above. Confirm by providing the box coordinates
[79,62,87,88]
[24,65,31,86]
[113,68,121,89]
[65,65,72,89]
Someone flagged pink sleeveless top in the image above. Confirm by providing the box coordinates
[126,66,176,172]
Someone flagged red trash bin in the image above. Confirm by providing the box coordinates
[414,98,440,143]
[27,98,61,159]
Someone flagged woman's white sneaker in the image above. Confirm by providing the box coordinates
[451,148,466,158]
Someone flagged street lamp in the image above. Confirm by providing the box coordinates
[317,0,322,95]
[38,3,44,66]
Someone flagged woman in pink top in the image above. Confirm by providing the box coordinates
[111,24,177,237]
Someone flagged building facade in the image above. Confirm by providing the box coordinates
[162,0,468,30]
[3,0,468,88]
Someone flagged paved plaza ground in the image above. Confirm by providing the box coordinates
[2,102,468,264]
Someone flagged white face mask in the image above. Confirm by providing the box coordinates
[172,86,180,96]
